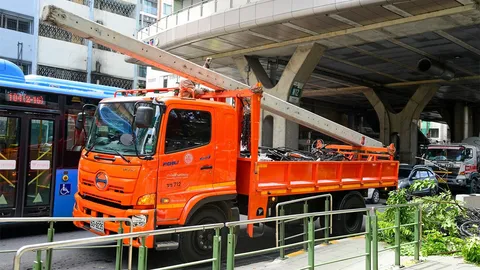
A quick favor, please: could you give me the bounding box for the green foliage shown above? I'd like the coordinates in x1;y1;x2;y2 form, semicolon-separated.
421;230;464;256
462;237;480;265
377;178;468;258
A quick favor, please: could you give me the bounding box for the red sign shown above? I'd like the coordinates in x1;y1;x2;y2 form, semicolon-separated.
6;90;46;105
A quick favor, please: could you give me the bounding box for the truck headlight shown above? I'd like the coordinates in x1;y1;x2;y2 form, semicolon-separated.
132;215;147;228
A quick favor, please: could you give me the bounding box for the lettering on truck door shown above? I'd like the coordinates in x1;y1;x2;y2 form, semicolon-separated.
158;106;215;217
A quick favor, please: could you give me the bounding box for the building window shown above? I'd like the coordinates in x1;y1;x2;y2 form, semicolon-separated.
165;109;211;153
0;12;33;34
138;66;147;78
429;128;439;138
163;3;172;16
163;76;168;87
143;0;158;16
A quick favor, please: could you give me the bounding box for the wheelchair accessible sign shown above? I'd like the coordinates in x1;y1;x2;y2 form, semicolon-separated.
59;183;71;196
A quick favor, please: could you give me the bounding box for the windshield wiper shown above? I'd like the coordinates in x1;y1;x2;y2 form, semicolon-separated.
85;139;101;157
105;147;131;163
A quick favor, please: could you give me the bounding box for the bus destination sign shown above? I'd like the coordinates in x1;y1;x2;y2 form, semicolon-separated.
6;90;46;105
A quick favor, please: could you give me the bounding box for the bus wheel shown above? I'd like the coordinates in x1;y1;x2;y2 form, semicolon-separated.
179;205;227;263
332;191;365;236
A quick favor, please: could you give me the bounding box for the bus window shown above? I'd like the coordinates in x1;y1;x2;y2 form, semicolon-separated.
26;119;54;207
0;117;20;209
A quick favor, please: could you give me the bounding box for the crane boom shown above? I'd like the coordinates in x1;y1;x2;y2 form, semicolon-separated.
41;5;382;147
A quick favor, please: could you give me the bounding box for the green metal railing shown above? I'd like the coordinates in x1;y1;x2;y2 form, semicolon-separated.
275;194;333;253
1;217;133;270
12;203;423;270
373;203;422;269
226;207;372;270
13;223;224;270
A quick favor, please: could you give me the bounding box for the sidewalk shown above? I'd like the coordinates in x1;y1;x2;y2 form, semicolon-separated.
234;236;480;270
402;256;479;270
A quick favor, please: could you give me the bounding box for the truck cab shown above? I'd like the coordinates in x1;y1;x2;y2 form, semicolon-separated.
423;143;479;193
73;94;239;261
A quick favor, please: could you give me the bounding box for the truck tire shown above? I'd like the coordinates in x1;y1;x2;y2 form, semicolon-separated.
179;205;227;263
332;191;365;236
471;179;478;194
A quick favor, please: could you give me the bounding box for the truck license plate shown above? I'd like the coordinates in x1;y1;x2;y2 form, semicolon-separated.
90;220;104;233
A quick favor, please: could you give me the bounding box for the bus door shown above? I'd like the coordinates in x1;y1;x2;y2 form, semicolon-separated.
0;112;58;217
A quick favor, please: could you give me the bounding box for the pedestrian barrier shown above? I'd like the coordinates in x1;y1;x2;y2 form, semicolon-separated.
0;217;133;270
12;223;224;270
226;207;372;270
374;203;422;268
11;203;422;270
275;193;333;252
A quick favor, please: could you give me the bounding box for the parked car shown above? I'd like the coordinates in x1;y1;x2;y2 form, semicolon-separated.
398;164;439;197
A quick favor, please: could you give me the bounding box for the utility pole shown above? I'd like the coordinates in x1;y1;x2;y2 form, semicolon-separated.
86;0;94;83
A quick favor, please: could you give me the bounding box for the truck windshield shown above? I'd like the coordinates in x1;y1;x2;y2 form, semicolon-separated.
425;148;465;162
86;102;162;156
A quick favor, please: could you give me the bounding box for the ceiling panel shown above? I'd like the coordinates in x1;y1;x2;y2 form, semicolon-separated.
249;24;311;41
288;15;352;34
219;32;274;47
394;0;462;16
191;38;244;52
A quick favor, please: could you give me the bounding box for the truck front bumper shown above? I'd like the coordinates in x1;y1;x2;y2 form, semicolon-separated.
73;193;156;248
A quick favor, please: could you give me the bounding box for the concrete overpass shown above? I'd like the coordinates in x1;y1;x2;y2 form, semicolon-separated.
132;0;480;163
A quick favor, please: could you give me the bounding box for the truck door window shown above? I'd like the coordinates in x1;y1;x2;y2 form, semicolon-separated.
165;109;211;153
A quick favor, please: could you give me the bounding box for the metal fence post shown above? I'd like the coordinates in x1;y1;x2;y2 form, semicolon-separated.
226;226;236;270
137;236;148;270
324;199;330;244
365;212;371;270
115;221;124;270
212;228;221;270
395;207;401;266
45;221;55;270
303;202;308;251
371;210;378;270
414;206;420;261
33;250;43;270
308;216;315;270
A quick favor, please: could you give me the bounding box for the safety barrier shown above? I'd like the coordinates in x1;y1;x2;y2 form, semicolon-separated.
0;217;133;270
374;203;422;268
11;203;422;270
275;194;333;252
12;223;224;270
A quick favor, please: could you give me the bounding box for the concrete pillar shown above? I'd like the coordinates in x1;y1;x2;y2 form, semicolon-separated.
364;84;439;163
236;43;325;148
473;108;480;137
447;102;474;142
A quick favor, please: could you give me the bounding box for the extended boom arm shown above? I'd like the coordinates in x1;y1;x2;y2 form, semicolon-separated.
41;5;382;147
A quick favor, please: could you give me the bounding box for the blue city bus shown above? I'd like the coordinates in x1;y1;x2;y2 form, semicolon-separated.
0;59;121;218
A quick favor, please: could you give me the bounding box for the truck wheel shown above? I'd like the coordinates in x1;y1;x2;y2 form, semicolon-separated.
471;179;478;194
332;191;365;236
179;205;227;263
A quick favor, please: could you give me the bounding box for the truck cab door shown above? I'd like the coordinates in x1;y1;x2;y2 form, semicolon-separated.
158;106;215;214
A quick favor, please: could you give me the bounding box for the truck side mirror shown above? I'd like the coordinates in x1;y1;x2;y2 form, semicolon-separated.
135;106;154;128
75;112;85;130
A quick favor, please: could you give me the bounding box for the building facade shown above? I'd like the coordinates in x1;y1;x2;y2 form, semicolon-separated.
0;0;38;74
0;0;145;89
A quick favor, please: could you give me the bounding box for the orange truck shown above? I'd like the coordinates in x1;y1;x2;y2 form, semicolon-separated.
73;87;399;262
